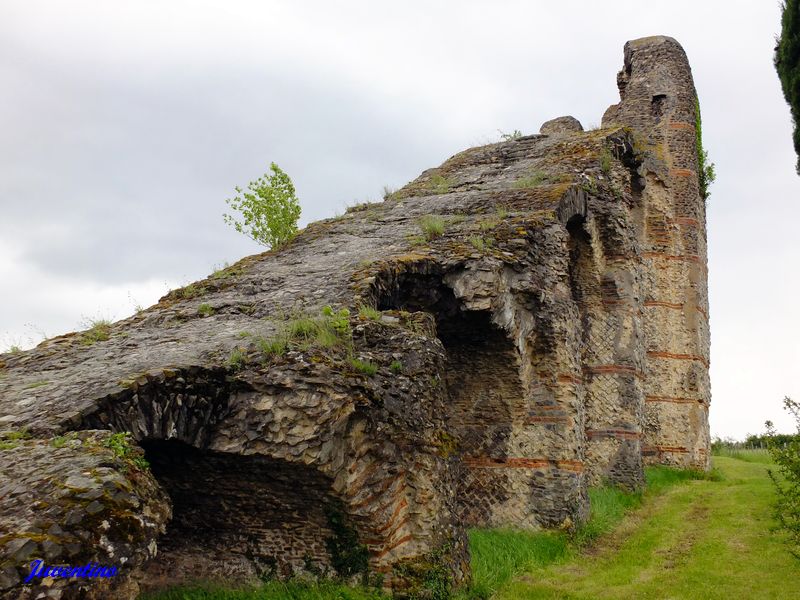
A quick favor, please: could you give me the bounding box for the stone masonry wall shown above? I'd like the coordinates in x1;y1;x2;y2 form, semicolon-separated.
603;36;711;469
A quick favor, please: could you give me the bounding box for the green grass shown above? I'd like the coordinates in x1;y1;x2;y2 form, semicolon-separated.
468;236;493;252
350;358;378;376
428;174;453;194
512;172;570;189
477;207;508;232
173;283;206;300
255;307;353;360
198;303;215;317
449;213;467;225
478;218;498;232
463;529;570;599
227;347;247;371
256;336;288;358
346;200;380;214
512;171;549;189
211;262;245;280
570;484;644;547
358;305;382;321
460;466;720;599
80;319;112;345
51;434;77;449
0;429;31;450
140;580;387;600
494;456;800;600
712;446;773;463
405;233;427;247
287;317;320;340
599;148;613;175
103;431;149;470
419;215;446;240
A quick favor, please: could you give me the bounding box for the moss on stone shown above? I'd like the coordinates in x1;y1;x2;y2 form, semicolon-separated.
393;543;454;600
324;502;370;581
433;430;459;459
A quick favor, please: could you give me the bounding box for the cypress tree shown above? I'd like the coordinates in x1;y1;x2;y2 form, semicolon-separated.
776;0;800;174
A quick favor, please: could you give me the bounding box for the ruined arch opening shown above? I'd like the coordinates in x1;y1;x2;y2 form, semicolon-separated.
78;371;364;590
375;268;525;525
136;439;344;590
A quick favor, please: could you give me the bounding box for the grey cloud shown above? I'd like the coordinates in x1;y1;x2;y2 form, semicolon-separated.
1;1;799;437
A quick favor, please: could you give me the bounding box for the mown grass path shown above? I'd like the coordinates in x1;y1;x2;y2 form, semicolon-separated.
497;456;799;599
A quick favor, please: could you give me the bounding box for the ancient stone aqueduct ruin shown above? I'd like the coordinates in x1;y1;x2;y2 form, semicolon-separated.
0;36;710;598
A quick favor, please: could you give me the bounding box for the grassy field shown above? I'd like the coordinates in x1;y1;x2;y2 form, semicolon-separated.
141;453;797;599
494;453;799;599
140;581;386;600
460;467;717;599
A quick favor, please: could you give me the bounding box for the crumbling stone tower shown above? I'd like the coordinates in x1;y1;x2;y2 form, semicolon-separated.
602;36;711;470
0;36;710;599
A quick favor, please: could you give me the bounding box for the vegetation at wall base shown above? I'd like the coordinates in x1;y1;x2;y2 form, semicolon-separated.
490;455;800;599
138;457;800;599
140;466;717;600
138;581;387;600
459;466;714;599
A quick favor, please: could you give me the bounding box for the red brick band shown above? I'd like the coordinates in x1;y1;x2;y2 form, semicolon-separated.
374;499;409;534
373;534;413;559
646;395;707;405
586;429;640;440
584;364;645;379
642;251;703;264
644;300;709;321
647;350;709;368
642;445;689;454
348;474;405;510
644;300;684;309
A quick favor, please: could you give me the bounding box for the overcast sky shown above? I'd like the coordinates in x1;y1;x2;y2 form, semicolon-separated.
1;1;797;439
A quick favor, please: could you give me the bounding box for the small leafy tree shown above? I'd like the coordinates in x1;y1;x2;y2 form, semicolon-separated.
223;163;301;248
765;396;800;557
775;0;800;174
